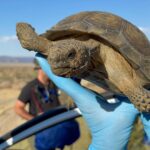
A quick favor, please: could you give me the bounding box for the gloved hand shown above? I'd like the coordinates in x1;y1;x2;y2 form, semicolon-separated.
36;53;150;150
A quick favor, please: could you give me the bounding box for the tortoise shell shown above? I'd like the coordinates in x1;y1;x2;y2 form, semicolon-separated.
41;11;150;81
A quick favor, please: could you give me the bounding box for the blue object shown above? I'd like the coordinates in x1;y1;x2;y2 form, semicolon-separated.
35;120;80;150
36;53;150;150
143;133;150;146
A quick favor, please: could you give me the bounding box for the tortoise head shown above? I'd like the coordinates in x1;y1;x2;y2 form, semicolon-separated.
47;39;93;77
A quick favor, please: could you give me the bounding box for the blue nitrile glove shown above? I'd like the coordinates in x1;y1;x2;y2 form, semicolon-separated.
36;53;150;150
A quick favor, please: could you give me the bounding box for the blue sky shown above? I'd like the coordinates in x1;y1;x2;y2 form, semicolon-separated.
0;0;150;57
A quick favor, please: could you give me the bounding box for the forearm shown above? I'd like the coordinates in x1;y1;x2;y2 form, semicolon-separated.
15;107;34;121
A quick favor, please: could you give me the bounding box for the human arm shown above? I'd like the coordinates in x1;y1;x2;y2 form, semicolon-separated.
14;100;34;120
35;53;140;150
14;82;34;120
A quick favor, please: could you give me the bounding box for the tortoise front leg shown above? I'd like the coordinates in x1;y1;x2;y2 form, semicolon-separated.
16;23;50;56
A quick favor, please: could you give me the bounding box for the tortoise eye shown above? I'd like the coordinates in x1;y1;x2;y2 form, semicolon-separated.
67;50;76;60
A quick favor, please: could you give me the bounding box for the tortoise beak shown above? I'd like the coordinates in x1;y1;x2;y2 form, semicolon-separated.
52;67;72;77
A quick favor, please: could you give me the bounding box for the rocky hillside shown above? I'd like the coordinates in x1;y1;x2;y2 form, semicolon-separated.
0;56;33;63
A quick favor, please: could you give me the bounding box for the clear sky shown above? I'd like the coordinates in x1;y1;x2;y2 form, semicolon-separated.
0;0;150;57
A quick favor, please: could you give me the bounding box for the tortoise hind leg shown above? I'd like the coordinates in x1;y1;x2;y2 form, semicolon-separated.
100;43;150;112
128;87;150;112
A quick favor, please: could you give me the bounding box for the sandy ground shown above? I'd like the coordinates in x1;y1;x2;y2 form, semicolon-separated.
0;88;25;135
0;63;35;134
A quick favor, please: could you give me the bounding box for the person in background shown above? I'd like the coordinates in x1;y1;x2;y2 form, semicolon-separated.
14;59;80;150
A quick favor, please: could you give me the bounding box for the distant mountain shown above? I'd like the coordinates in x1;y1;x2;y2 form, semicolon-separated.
0;56;34;63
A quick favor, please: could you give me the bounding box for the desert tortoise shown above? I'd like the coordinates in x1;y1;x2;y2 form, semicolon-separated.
16;11;150;112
